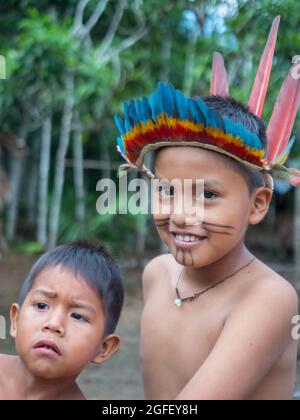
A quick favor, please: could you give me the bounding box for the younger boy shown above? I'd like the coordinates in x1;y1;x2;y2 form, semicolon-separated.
0;240;124;400
114;18;300;400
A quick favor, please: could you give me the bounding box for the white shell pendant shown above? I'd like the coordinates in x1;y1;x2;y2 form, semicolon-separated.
174;298;182;307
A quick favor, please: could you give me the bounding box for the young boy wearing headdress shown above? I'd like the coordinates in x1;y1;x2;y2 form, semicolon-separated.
115;16;300;400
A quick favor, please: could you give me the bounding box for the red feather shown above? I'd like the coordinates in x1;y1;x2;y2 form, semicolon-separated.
125;124;264;167
210;52;229;97
248;16;280;117
267;65;300;163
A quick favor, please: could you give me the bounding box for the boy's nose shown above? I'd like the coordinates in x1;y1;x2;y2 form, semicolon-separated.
170;212;187;226
42;312;65;337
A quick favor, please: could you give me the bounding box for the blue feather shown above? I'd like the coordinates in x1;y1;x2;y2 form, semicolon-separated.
230;122;262;149
239;129;252;147
158;82;175;117
141;96;150;122
114;115;126;135
117;137;125;154
149;92;164;121
135;99;143;123
223;117;235;136
129;99;139;125
231;121;247;143
234;123;249;143
206;108;224;130
194;99;210;127
175;89;189;120
188;99;205;124
125;118;132;132
123;102;133;130
250;133;262;150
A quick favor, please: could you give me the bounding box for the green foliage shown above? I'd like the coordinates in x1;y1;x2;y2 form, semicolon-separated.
12;241;45;254
58;192;142;256
1;0;300;252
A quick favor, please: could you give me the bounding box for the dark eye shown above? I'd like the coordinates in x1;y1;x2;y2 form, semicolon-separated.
71;313;88;323
159;185;174;197
203;191;217;199
35;302;49;311
196;190;218;200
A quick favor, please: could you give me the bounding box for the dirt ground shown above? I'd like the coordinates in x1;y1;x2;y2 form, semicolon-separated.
0;252;299;400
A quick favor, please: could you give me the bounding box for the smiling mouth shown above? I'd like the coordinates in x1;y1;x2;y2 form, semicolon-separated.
171;232;207;247
33;340;61;357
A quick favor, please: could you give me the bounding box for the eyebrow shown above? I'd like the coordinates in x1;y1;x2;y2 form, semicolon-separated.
204;180;224;189
154;176;224;189
32;289;57;298
31;290;97;315
70;301;97;315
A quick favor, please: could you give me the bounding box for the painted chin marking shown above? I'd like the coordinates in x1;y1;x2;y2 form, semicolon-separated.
175;249;194;266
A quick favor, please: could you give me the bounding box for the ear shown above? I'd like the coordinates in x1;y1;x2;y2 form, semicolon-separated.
248;187;273;225
92;334;120;365
10;303;20;339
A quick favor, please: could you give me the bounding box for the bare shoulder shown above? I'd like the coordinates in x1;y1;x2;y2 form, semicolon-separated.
143;254;174;300
0;353;16;368
62;384;86;400
0;354;17;384
235;260;298;323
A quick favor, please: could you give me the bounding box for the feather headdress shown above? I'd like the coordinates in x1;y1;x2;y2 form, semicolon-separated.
114;16;300;188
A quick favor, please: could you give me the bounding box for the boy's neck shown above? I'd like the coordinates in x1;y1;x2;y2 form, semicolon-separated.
183;242;254;288
10;356;84;400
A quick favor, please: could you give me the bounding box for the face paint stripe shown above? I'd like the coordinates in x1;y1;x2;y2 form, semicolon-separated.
203;221;235;229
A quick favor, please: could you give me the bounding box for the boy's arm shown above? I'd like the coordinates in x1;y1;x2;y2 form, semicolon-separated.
176;280;298;400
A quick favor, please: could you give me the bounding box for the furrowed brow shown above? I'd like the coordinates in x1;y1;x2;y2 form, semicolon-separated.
31;289;57;299
70;301;97;315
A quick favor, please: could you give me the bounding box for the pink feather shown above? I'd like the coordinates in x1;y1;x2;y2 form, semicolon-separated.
267;66;300;163
210;52;229;97
288;168;300;187
248;16;280;117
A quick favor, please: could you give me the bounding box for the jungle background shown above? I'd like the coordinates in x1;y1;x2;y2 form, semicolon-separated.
0;0;299;399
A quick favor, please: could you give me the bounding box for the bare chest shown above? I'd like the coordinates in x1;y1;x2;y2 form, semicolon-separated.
141;292;228;396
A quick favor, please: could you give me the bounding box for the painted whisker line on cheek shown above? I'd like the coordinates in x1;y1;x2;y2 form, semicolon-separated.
203;221;235;230
155;221;170;227
203;228;233;235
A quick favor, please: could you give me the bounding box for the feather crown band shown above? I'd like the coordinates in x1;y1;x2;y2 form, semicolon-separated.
115;82;265;170
114;16;300;187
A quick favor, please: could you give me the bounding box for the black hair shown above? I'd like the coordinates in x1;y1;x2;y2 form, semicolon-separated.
200;95;266;193
18;240;124;336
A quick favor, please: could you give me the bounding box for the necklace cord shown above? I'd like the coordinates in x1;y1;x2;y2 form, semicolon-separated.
175;257;256;304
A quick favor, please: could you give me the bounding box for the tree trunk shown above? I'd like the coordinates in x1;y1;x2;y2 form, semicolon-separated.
25;138;39;227
160;34;172;82
48;76;75;248
294;186;300;293
183;33;197;96
37;116;52;246
5;119;28;241
73;110;85;223
100;135;111;180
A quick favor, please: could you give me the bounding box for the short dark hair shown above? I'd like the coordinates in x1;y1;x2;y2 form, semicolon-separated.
18;240;124;336
200;95;266;193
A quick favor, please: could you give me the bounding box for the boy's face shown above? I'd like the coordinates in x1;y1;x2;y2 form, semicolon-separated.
10;265;119;380
154;146;271;267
